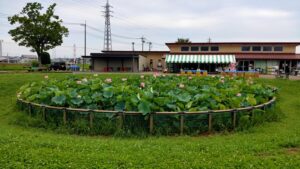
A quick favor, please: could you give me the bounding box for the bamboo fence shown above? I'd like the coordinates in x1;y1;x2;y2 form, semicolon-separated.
17;97;276;135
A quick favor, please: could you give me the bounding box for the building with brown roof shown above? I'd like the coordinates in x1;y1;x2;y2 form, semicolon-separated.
85;42;300;74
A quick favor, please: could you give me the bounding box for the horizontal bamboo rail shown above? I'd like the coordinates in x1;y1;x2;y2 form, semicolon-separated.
17;97;276;135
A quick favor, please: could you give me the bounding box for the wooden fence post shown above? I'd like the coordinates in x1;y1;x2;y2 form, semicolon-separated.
89;112;93;128
149;113;154;134
231;110;237;130
28;103;32;116
263;103;267;111
42;106;46;121
63;108;67;125
208;113;212;133
249;107;254;120
117;112;124;130
180;112;185;135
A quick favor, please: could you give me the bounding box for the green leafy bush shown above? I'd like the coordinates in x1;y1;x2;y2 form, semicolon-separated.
31;60;39;67
41;52;51;65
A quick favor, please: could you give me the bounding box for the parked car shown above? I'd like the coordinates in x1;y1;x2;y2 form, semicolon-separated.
69;64;80;71
49;62;66;71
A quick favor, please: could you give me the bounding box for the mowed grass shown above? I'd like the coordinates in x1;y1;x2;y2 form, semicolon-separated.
0;63;28;71
0;73;299;168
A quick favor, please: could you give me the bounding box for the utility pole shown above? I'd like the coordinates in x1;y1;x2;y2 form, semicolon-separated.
148;42;152;51
103;0;112;51
80;21;87;71
0;40;3;58
73;44;76;64
141;36;145;51
208;37;212;43
132;42;135;51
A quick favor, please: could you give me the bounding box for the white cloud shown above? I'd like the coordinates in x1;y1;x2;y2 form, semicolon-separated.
1;0;300;55
119;14;220;29
237;8;292;18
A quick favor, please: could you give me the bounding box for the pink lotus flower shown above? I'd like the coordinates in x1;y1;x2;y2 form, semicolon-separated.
236;93;242;97
153;72;160;78
188;76;192;80
44;75;48;79
121;78;127;81
140;75;144;79
105;78;112;83
140;82;145;88
179;83;185;88
76;80;82;84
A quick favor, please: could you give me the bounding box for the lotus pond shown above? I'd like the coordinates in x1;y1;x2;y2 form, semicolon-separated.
16;74;278;135
18;75;276;114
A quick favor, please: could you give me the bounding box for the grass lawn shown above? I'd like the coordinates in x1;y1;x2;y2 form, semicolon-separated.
0;63;28;71
0;73;299;168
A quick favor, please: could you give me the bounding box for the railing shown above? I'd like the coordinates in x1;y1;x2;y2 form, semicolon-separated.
17;97;276;135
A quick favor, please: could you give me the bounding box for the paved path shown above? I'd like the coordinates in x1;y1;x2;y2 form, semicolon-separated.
259;74;300;80
1;71;300;80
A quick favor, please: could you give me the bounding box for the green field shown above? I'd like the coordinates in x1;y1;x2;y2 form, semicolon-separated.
0;73;299;168
0;63;28;71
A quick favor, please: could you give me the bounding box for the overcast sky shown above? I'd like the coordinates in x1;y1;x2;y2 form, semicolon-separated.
1;0;300;57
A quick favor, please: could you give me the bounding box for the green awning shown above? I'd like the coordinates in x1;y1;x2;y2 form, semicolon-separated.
165;54;236;64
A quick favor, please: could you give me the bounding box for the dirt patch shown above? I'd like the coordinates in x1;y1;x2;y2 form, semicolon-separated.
284;147;300;155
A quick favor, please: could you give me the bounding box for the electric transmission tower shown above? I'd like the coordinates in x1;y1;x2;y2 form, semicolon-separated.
103;0;113;51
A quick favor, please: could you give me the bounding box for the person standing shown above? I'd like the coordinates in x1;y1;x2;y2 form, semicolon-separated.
285;64;290;79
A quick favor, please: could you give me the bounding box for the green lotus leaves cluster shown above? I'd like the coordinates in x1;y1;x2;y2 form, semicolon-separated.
18;75;276;115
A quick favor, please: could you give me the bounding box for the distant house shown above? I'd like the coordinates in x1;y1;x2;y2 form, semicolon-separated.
20;55;38;63
0;57;8;63
84;42;300;74
51;58;83;65
83;51;167;72
7;56;20;63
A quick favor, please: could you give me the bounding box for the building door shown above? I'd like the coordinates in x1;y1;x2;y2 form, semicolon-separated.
237;60;254;71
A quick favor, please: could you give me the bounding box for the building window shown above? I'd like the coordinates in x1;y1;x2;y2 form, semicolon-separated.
241;46;251;51
191;46;199;51
181;46;189;51
274;46;283;52
263;46;272;52
211;46;219;51
200;46;209;51
252;46;262;51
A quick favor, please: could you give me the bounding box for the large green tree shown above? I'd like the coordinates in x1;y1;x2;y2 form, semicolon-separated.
8;2;69;64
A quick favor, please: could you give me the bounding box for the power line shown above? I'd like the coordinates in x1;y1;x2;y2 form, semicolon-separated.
0;12;9;16
86;24;140;40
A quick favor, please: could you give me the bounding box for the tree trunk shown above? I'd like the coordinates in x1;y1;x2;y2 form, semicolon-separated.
37;52;42;67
